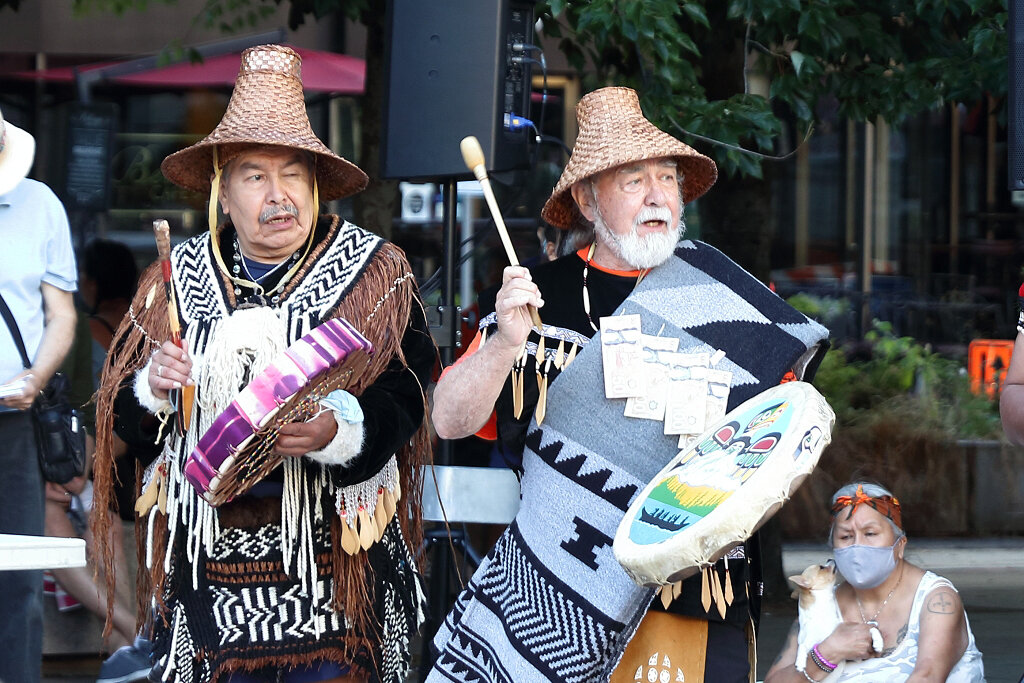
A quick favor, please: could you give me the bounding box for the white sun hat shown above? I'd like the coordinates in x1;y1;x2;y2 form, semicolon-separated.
0;106;36;196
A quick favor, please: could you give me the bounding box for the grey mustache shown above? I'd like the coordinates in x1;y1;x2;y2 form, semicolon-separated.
260;205;300;223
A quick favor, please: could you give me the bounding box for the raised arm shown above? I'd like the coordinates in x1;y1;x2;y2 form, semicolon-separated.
905;585;969;682
431;266;542;440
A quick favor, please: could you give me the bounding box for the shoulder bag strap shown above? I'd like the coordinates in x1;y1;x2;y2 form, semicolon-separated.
0;291;33;370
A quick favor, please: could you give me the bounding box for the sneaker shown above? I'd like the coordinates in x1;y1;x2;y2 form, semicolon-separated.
55;585;81;612
96;636;153;683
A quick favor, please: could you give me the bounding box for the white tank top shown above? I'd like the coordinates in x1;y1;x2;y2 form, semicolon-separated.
836;571;985;682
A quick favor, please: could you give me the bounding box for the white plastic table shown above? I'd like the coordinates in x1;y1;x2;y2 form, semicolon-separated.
0;533;86;570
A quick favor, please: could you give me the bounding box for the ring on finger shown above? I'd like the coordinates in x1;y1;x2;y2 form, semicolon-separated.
157;364;163;377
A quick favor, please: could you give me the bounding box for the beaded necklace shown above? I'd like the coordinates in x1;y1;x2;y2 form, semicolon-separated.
228;233;307;303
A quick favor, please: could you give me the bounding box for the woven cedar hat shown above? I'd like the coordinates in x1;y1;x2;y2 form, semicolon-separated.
161;44;367;201
541;87;717;230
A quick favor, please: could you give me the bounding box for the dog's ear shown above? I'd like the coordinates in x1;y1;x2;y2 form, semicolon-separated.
789;574;810;590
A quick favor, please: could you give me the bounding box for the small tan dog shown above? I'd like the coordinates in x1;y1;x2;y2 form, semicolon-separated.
789;561;846;680
789;561;885;678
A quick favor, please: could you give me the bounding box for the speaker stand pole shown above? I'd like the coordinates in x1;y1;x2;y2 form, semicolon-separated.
419;178;461;681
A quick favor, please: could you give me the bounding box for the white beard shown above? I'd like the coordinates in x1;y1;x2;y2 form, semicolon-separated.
593;205;684;270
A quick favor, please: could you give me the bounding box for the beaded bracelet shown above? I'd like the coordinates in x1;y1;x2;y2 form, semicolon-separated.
810;644;838;673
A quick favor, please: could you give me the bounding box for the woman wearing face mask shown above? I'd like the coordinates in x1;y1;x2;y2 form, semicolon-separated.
765;482;985;682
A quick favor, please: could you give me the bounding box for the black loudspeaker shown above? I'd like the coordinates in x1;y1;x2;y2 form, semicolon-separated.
382;0;536;180
1010;0;1024;190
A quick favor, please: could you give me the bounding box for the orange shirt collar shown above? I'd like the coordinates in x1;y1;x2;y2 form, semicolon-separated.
575;246;645;277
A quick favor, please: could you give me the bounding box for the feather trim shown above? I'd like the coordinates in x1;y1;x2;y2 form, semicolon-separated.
304;416;364;467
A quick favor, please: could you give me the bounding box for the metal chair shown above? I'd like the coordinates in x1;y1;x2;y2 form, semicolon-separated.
419;464;521;569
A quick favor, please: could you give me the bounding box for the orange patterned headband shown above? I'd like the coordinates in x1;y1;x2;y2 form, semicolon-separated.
830;485;902;529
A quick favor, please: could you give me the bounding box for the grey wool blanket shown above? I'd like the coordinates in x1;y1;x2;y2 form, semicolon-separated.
428;241;829;682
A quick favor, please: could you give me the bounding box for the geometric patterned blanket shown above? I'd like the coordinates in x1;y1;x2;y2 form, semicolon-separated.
429;241;828;682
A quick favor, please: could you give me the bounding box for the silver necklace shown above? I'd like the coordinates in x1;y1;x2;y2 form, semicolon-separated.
856;562;904;625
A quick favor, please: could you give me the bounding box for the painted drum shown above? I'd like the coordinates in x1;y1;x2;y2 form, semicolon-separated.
613;381;835;586
184;317;374;506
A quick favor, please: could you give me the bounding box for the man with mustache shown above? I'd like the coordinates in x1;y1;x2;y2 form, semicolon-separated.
428;87;829;682
91;45;434;683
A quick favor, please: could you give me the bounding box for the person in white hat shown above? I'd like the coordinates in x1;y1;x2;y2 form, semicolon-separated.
0;106;79;683
92;45;435;683
429;87;830;682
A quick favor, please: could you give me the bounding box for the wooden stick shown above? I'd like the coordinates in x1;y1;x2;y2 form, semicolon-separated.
153;220;194;431
153;221;182;347
461;136;543;329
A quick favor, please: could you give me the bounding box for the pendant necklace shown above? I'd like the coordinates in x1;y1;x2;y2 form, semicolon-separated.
582;242;649;333
856;561;904;626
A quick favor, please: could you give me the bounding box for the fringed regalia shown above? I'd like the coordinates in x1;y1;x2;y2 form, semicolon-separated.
93;216;435;683
428;241;829;682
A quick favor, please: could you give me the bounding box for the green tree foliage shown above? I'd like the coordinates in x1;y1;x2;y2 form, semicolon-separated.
538;0;1007;178
808;320;1001;440
63;0;1008;266
66;0;1008;180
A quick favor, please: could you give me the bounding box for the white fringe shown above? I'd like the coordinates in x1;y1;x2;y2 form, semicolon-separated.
196;307;288;420
141;305;394;632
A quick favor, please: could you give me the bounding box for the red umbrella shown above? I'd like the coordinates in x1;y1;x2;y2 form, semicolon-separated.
11;45;364;94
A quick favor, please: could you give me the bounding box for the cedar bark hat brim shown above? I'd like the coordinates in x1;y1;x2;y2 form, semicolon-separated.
161;45;367;201
541;87;717;231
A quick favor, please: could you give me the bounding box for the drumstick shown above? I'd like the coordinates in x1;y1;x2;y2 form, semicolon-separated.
460;136;543;329
153;220;194;432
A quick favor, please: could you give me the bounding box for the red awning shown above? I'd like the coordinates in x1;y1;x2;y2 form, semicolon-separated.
12;45;364;94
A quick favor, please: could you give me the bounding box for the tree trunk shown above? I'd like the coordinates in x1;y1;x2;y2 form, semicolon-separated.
353;5;397;240
694;4;785;602
698;172;775;283
696;4;776;283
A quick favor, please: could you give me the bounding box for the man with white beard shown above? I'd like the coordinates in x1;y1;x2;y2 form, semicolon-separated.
429;87;829;682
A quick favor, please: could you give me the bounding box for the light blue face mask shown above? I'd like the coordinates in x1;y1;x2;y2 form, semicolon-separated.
833;539;901;589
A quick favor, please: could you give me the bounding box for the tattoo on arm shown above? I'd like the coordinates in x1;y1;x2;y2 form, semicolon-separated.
881;623;908;657
926;590;957;615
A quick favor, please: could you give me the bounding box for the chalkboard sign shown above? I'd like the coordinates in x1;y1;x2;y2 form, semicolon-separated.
64;103;116;211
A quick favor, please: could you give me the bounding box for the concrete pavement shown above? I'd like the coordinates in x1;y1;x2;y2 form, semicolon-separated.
42;537;1024;682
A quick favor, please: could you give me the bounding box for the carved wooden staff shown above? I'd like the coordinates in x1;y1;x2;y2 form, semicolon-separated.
153;219;194;434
